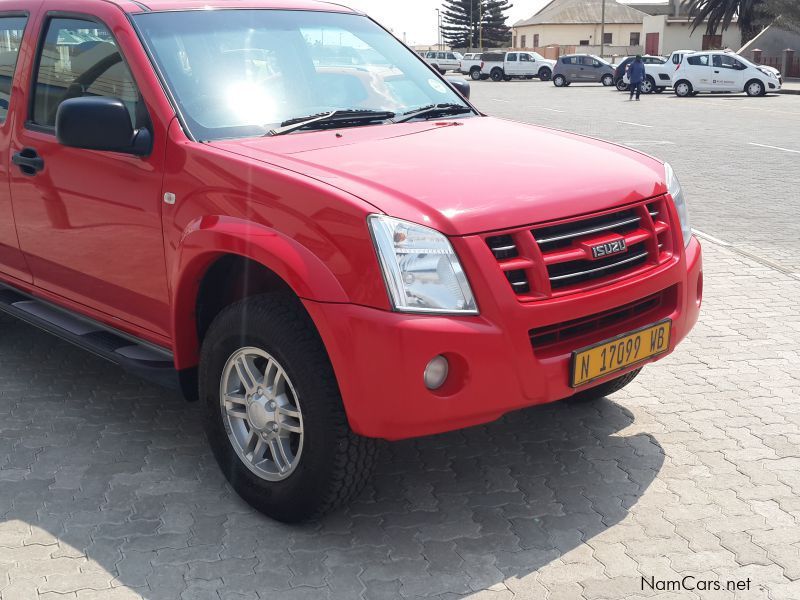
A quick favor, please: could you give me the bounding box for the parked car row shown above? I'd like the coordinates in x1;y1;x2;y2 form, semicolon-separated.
546;49;781;97
430;46;782;98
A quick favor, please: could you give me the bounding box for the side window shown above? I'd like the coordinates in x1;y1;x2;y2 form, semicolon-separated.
520;53;531;62
507;53;517;62
32;17;141;129
446;53;455;60
672;54;682;65
0;16;28;123
437;52;445;60
687;55;709;66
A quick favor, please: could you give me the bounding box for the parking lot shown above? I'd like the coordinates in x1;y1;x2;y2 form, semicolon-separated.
1;81;799;600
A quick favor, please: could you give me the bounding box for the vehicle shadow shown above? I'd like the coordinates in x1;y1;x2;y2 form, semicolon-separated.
0;313;663;599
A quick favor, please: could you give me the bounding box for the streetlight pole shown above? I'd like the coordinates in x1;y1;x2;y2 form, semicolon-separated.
600;0;606;59
435;8;441;50
479;1;483;50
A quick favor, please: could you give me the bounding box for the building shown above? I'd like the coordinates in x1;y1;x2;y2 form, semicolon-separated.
511;0;648;54
511;0;742;58
629;0;741;55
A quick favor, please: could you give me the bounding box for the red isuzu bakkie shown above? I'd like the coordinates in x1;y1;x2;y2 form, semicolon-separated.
0;0;702;521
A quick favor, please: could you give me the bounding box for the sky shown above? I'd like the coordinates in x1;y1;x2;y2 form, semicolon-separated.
341;0;665;46
343;0;549;46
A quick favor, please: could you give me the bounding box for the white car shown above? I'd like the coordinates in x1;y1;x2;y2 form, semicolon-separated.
480;51;556;81
673;50;782;97
459;53;484;79
423;51;460;74
619;51;694;93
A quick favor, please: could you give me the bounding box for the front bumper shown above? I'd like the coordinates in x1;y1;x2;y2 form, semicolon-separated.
305;237;702;441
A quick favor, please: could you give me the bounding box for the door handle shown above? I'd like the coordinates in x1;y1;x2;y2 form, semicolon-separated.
714;70;720;73
12;148;44;175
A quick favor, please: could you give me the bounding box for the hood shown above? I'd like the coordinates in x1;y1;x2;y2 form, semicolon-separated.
210;116;668;236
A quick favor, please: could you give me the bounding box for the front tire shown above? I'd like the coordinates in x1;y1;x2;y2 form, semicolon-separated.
641;76;655;94
538;67;552;81
601;74;614;86
616;79;629;92
470;67;482;81
553;74;567;87
568;368;642;403
746;79;765;97
201;294;377;522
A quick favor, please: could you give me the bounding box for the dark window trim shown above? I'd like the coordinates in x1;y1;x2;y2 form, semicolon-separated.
25;11;150;135
0;11;31;124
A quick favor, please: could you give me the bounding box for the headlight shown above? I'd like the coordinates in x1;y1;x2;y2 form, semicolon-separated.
664;162;692;247
368;215;478;314
758;67;777;79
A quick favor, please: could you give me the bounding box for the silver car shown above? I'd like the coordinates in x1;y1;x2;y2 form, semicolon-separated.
552;54;615;87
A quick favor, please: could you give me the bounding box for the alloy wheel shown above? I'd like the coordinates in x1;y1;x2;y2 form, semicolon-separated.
220;347;304;481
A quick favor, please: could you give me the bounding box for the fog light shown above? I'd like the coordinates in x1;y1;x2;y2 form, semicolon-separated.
424;355;449;390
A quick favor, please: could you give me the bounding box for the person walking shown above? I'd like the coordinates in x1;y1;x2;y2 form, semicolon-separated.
628;55;646;101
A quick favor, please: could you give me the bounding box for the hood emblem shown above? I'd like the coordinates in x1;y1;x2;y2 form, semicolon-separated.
591;239;627;259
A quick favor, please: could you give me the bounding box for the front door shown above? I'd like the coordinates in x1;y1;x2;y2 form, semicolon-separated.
711;54;745;91
0;11;30;282
8;9;171;336
645;33;659;56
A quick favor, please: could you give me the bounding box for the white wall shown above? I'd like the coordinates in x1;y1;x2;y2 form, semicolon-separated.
512;23;644;48
642;15;742;54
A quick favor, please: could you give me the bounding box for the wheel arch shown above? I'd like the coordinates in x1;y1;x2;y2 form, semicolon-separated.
171;218;349;372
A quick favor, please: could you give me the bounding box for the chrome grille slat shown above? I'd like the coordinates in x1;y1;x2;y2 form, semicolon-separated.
548;250;649;282
536;215;641;245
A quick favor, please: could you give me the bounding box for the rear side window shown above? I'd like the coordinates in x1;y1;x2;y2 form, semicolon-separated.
507;53;517;62
31;17;142;129
687;55;709;66
0;16;28;123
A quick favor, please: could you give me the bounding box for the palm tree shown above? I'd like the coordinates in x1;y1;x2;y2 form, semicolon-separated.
685;0;764;44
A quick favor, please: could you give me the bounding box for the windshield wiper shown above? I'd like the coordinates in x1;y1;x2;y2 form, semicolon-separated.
267;109;396;136
392;103;473;123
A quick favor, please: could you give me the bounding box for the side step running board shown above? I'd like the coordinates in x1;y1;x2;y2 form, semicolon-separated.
0;283;179;389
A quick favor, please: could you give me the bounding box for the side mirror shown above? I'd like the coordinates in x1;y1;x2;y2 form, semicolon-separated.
56;97;152;156
446;77;471;100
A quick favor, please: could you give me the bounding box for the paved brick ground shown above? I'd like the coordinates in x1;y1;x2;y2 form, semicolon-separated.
1;83;799;600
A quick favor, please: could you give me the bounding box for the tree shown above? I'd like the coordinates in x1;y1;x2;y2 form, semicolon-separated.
440;0;513;49
762;0;800;31
685;0;764;44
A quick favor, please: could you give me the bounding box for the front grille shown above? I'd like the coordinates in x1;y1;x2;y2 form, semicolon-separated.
483;197;674;300
530;286;677;351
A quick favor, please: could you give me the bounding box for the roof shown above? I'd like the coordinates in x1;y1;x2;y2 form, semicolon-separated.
514;0;647;27
111;0;358;15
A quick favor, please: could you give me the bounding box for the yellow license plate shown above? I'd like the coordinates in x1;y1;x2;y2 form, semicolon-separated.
571;320;672;388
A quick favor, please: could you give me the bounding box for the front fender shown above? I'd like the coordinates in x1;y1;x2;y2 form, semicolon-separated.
171;216;349;369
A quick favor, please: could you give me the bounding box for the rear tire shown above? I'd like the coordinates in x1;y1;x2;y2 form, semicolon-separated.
674;80;692;97
616;79;629;92
201;294;377;522
601;74;614;86
568;368;642;403
641;76;655;94
538;67;552;81
470;67;482;81
553;74;567;87
491;68;504;82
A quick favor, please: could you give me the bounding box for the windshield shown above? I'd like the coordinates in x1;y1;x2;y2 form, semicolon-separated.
133;9;472;140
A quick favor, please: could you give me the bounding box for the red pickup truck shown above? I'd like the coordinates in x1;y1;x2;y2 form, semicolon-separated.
0;0;702;522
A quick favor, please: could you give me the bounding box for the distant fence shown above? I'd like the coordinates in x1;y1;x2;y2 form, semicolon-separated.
752;49;799;78
460;45;642;61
